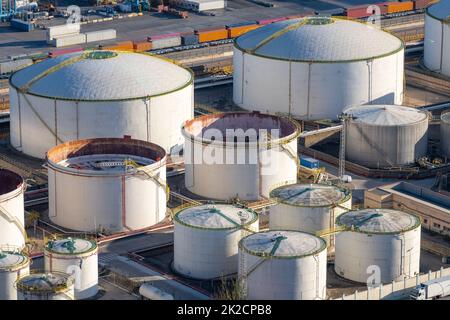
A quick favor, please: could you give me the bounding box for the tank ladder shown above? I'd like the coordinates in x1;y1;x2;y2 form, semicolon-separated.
0;204;27;243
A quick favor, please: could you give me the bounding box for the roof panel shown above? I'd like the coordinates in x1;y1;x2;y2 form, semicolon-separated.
344;105;428;126
427;0;450;21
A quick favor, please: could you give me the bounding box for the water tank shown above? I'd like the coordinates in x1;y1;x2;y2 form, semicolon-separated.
345;105;429;168
174;204;259;279
44;237;98;299
16;272;75;300
0;169;26;249
441;112;450;159
335;208;421;284
239;230;327;300
46;137;167;233
0;249;30;300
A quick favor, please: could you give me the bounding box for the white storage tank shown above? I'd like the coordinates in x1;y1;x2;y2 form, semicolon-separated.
173;204;259;279
233;16;404;120
441;112;450;159
46;137;167;233
344;105;429;168
424;0;450;77
0;249;30;300
44;237;98;299
9;50;194;159
238;230;327;300
0;169;26;249
16;272;75;300
182;112;301;200
269;183;352;252
334;209;421;284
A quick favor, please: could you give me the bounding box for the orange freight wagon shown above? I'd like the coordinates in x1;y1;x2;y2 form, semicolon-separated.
195;28;228;43
385;1;414;13
227;24;260;38
133;41;152;52
104;40;134;51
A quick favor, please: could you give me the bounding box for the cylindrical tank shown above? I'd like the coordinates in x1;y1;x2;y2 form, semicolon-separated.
238;230;327;300
334;208;421;284
233;17;404;120
44;237;98;299
0;169;26;249
344;105;429;168
269;183;351;252
46;137;167;233
441;112;450;159
139;283;174;300
16;271;75;300
0;249;30;300
9;50;194;159
424;0;450;77
173;204;259;279
182;112;301;200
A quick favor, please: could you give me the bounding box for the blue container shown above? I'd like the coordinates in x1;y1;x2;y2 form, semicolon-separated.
11;19;34;32
300;157;320;169
225;21;257;28
181;34;199;46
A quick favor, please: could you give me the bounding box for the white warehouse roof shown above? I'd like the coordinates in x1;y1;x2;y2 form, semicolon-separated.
45;238;97;255
235;17;403;62
344;105;428;126
427;0;450;21
336;209;421;234
10;50;192;101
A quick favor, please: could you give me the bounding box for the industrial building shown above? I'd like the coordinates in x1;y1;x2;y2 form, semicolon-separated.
0;169;26;249
182;112;301;200
344;105;429;168
15;272;75;300
335;209;421;284
44;237;98;299
424;0;450;77
442;112;450;159
169;0;225;12
269;183;352;252
9;50;194;159
46;137;167;233
0;250;30;300
173;204;258;279
233;17;404;120
238;230;327;300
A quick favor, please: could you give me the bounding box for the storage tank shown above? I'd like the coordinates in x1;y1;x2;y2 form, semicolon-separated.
0;169;26;249
269;183;351;252
424;0;450;77
16;272;75;300
0;249;30;300
334;209;421;284
344;105;429;168
44;237;98;299
182;112;301;200
238;230;327;300
441;112;450;159
46;137;167;233
233;16;404;120
9;50;194;159
173;204;259;279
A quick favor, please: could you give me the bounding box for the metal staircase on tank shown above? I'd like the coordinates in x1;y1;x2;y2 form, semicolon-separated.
0;204;27;242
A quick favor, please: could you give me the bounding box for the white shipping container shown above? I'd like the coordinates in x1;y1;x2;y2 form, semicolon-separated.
85;29;117;43
46;23;81;42
0;59;33;75
151;36;181;49
53;33;86;47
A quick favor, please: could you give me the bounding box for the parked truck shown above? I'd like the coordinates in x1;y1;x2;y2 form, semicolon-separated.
410;275;450;300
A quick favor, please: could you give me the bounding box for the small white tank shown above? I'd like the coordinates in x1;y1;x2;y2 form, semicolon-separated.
16;272;75;300
44;237;98;299
0;249;30;300
239;230;327;300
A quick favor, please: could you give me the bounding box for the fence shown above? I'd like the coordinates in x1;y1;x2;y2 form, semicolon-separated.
335;267;450;300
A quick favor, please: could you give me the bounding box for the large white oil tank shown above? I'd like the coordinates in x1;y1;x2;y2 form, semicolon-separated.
269;183;352;252
16;272;75;300
182;112;301;200
44;237;98;299
233;16;404;120
238;230;327;300
173;204;259;279
46;137;167;233
9;50;194;159
0;249;30;300
334;209;421;284
344;105;429;168
424;0;450;77
441;112;450;159
0;169;26;249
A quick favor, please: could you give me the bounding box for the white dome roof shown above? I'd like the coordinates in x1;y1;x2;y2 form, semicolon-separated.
0;251;28;270
235;17;403;62
10;50;192;101
344;105;428;126
427;0;450;21
45;237;97;255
